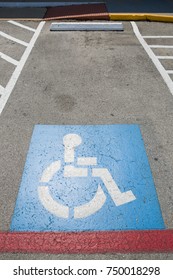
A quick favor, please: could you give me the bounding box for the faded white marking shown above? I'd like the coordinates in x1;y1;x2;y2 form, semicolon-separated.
149;45;173;49
77;157;97;166
64;165;87;177
131;22;173;96
38;186;69;218
50;22;124;31
0;31;28;46
8;20;36;32
92;168;136;206
0;51;18;66
143;35;173;38
0;85;5;95
74;185;106;219
157;56;173;59
0;21;45;115
63;134;82;163
40;161;61;183
167;70;173;74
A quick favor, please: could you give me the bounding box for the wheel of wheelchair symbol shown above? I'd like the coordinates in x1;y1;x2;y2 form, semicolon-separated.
38;134;136;219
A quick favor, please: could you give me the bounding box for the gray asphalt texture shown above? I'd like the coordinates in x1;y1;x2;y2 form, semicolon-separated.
0;21;173;259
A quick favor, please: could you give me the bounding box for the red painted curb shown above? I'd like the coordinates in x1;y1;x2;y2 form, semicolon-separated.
44;4;109;20
0;230;173;254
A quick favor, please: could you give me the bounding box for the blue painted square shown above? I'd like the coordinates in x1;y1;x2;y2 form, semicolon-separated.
10;125;165;231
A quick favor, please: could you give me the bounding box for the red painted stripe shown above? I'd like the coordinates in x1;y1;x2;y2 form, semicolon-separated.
0;230;172;254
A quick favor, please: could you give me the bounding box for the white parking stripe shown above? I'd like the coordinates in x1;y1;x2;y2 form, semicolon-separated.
149;45;173;48
131;22;173;95
8;21;36;32
157;56;173;59
0;85;5;95
143;36;173;38
0;52;19;66
0;31;28;47
0;21;45;115
167;70;173;74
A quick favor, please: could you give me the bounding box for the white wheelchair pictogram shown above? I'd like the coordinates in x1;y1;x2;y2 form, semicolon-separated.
38;134;136;219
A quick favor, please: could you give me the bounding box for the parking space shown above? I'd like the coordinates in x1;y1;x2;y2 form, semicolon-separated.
0;20;173;259
133;22;173;93
0;20;44;113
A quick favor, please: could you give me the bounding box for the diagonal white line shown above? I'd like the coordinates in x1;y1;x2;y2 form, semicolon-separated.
0;21;45;115
0;85;5;95
8;20;36;32
0;52;19;66
131;22;173;96
0;31;28;46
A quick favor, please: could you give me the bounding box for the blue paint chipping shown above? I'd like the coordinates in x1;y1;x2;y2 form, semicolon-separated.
10;125;165;232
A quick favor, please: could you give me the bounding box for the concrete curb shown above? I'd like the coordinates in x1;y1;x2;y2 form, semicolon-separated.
109;13;173;23
1;14;173;23
0;6;173;22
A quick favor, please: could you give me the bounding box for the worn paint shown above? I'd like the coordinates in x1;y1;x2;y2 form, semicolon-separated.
0;230;173;253
10;124;165;232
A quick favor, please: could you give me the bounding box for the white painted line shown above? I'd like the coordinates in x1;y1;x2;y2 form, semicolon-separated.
131;22;173;95
8;21;36;32
0;2;103;8
0;85;5;96
77;157;97;165
143;35;173;38
50;22;124;31
167;70;173;74
0;31;28;47
157;56;173;59
0;52;19;66
149;45;173;48
0;21;45;115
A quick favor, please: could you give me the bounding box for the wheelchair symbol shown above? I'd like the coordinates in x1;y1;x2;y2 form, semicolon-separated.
38;134;136;219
